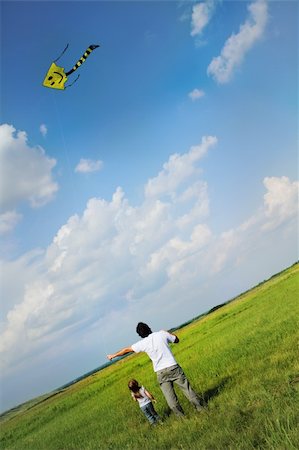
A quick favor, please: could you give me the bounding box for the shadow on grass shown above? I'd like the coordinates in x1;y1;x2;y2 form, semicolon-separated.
200;376;231;406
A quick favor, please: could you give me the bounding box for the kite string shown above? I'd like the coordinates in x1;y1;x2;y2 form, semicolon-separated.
52;97;111;366
65;74;80;89
52;96;78;210
53;44;69;63
101;330;109;359
50;95;113;370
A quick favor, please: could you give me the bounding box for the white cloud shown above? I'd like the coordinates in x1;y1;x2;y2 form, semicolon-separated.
39;124;47;137
144;135;217;198
208;175;298;273
0;210;22;234
0;124;58;210
207;0;268;83
262;176;299;230
176;181;210;228
188;88;205;101
191;0;216;37
75;158;103;174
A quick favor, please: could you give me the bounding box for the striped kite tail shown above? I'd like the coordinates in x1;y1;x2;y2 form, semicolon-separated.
65;45;99;76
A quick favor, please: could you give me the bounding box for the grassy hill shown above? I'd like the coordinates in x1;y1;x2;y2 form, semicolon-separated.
1;263;298;449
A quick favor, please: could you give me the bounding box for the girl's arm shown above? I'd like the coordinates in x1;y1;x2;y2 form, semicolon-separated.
144;389;156;402
131;392;137;402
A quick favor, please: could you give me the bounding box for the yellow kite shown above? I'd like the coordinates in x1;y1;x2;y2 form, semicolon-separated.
43;44;99;90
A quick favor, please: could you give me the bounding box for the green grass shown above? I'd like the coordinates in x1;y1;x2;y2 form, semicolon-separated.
1;263;298;449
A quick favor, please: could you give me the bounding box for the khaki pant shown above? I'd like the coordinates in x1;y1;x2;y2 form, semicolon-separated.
156;364;202;416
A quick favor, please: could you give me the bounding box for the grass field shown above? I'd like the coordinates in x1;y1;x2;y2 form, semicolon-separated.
1;263;298;449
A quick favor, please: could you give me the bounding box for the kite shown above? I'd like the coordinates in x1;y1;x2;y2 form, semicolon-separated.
42;44;99;90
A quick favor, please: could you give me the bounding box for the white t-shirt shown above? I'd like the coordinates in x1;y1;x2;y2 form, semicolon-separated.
131;386;151;408
131;330;177;372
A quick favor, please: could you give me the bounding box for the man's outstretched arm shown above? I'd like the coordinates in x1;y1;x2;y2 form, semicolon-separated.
107;346;133;361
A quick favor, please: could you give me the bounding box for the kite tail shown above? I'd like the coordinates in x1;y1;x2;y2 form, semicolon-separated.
65;45;100;76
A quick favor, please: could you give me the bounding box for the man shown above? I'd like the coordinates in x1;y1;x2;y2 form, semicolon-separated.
107;322;203;417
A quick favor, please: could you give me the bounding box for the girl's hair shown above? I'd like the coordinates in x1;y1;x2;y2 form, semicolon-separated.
128;379;142;398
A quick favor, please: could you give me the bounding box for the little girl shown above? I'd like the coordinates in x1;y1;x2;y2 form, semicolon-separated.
128;379;161;425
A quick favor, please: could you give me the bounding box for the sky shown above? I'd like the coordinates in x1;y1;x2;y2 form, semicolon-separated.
0;0;298;413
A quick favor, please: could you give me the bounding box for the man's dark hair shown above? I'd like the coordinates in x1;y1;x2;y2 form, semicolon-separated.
136;322;152;338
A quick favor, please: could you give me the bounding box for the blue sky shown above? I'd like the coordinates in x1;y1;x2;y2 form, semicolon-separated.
0;0;298;412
